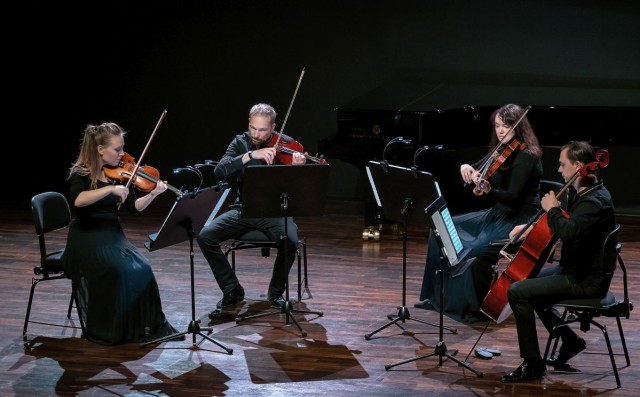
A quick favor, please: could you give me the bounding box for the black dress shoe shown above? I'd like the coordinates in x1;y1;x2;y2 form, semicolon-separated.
269;294;285;309
500;360;546;383
216;285;245;308
546;336;586;366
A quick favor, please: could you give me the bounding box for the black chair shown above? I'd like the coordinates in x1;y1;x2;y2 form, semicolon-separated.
24;191;85;339
224;229;311;302
543;224;632;388
540;179;564;197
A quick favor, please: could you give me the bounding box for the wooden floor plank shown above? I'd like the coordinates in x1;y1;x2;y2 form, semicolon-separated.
1;197;638;396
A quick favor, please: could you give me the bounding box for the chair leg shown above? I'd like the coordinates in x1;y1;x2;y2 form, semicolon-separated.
615;316;631;367
592;320;621;388
543;325;560;364
547;308;570;360
71;282;86;337
296;244;302;302
300;239;312;300
67;290;74;319
23;278;40;337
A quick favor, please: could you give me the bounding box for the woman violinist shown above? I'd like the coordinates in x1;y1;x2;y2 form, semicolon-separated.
416;104;543;323
61;122;179;345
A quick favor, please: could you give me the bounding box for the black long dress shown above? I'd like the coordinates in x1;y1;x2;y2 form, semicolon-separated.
419;147;542;323
62;173;178;345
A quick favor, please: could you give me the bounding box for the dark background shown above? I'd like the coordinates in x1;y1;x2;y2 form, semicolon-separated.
6;0;639;211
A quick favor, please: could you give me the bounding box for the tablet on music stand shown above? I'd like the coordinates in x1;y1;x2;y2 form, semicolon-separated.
425;195;471;269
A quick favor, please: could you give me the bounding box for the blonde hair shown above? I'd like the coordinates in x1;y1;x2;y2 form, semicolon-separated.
69;122;126;190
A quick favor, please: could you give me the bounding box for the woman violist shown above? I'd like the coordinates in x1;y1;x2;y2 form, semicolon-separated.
62;122;180;345
415;104;543;323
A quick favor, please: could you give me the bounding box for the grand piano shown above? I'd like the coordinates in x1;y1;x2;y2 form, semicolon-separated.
319;82;640;234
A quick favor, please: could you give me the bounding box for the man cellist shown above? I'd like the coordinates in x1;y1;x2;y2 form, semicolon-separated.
501;141;615;383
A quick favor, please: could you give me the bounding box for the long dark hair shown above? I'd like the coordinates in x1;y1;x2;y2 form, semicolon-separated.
489;104;542;159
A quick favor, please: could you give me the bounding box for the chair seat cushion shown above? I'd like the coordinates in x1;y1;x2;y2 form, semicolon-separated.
42;249;65;273
553;291;616;309
235;229;275;244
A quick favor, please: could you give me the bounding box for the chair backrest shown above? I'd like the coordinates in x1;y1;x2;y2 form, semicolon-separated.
540;179;563;199
31;192;71;260
599;224;621;277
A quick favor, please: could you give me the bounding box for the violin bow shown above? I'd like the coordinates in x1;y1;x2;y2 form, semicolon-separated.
273;67;305;149
118;110;168;208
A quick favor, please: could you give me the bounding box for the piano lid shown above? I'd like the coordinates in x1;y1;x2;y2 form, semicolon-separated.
338;71;640;112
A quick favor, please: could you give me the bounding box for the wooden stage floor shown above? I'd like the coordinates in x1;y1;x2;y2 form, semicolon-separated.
1;196;638;396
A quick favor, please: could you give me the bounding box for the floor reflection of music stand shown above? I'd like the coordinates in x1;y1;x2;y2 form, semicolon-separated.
235;164;329;337
141;184;233;353
385;195;482;377
364;161;456;341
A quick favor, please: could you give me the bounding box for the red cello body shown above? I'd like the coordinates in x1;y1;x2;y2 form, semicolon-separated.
480;210;569;323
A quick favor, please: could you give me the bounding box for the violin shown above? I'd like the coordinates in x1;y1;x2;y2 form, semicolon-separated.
471;106;531;196
256;67;326;165
104;152;183;196
265;133;327;164
479;149;610;323
473;138;525;196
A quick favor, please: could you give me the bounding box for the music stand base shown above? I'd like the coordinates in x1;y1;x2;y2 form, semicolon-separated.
235;300;323;338
365;305;456;340
141;319;233;354
385;341;483;377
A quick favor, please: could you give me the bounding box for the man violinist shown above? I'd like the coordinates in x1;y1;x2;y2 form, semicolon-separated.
197;103;306;310
501;141;615;383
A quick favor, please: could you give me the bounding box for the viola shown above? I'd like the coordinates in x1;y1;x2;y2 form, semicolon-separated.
471;106;531;196
480;149;610;323
104;152;183;196
265;133;327;164
473;138;525;196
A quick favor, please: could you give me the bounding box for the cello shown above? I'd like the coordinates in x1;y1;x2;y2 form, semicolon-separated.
480;149;610;323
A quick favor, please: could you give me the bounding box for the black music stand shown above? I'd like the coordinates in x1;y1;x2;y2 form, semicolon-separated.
385;195;482;376
364;161;456;340
234;164;329;337
141;184;233;353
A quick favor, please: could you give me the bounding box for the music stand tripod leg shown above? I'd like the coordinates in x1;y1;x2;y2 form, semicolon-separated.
235;196;323;338
234;280;314;338
384;249;482;377
365;208;455;340
141;219;232;354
